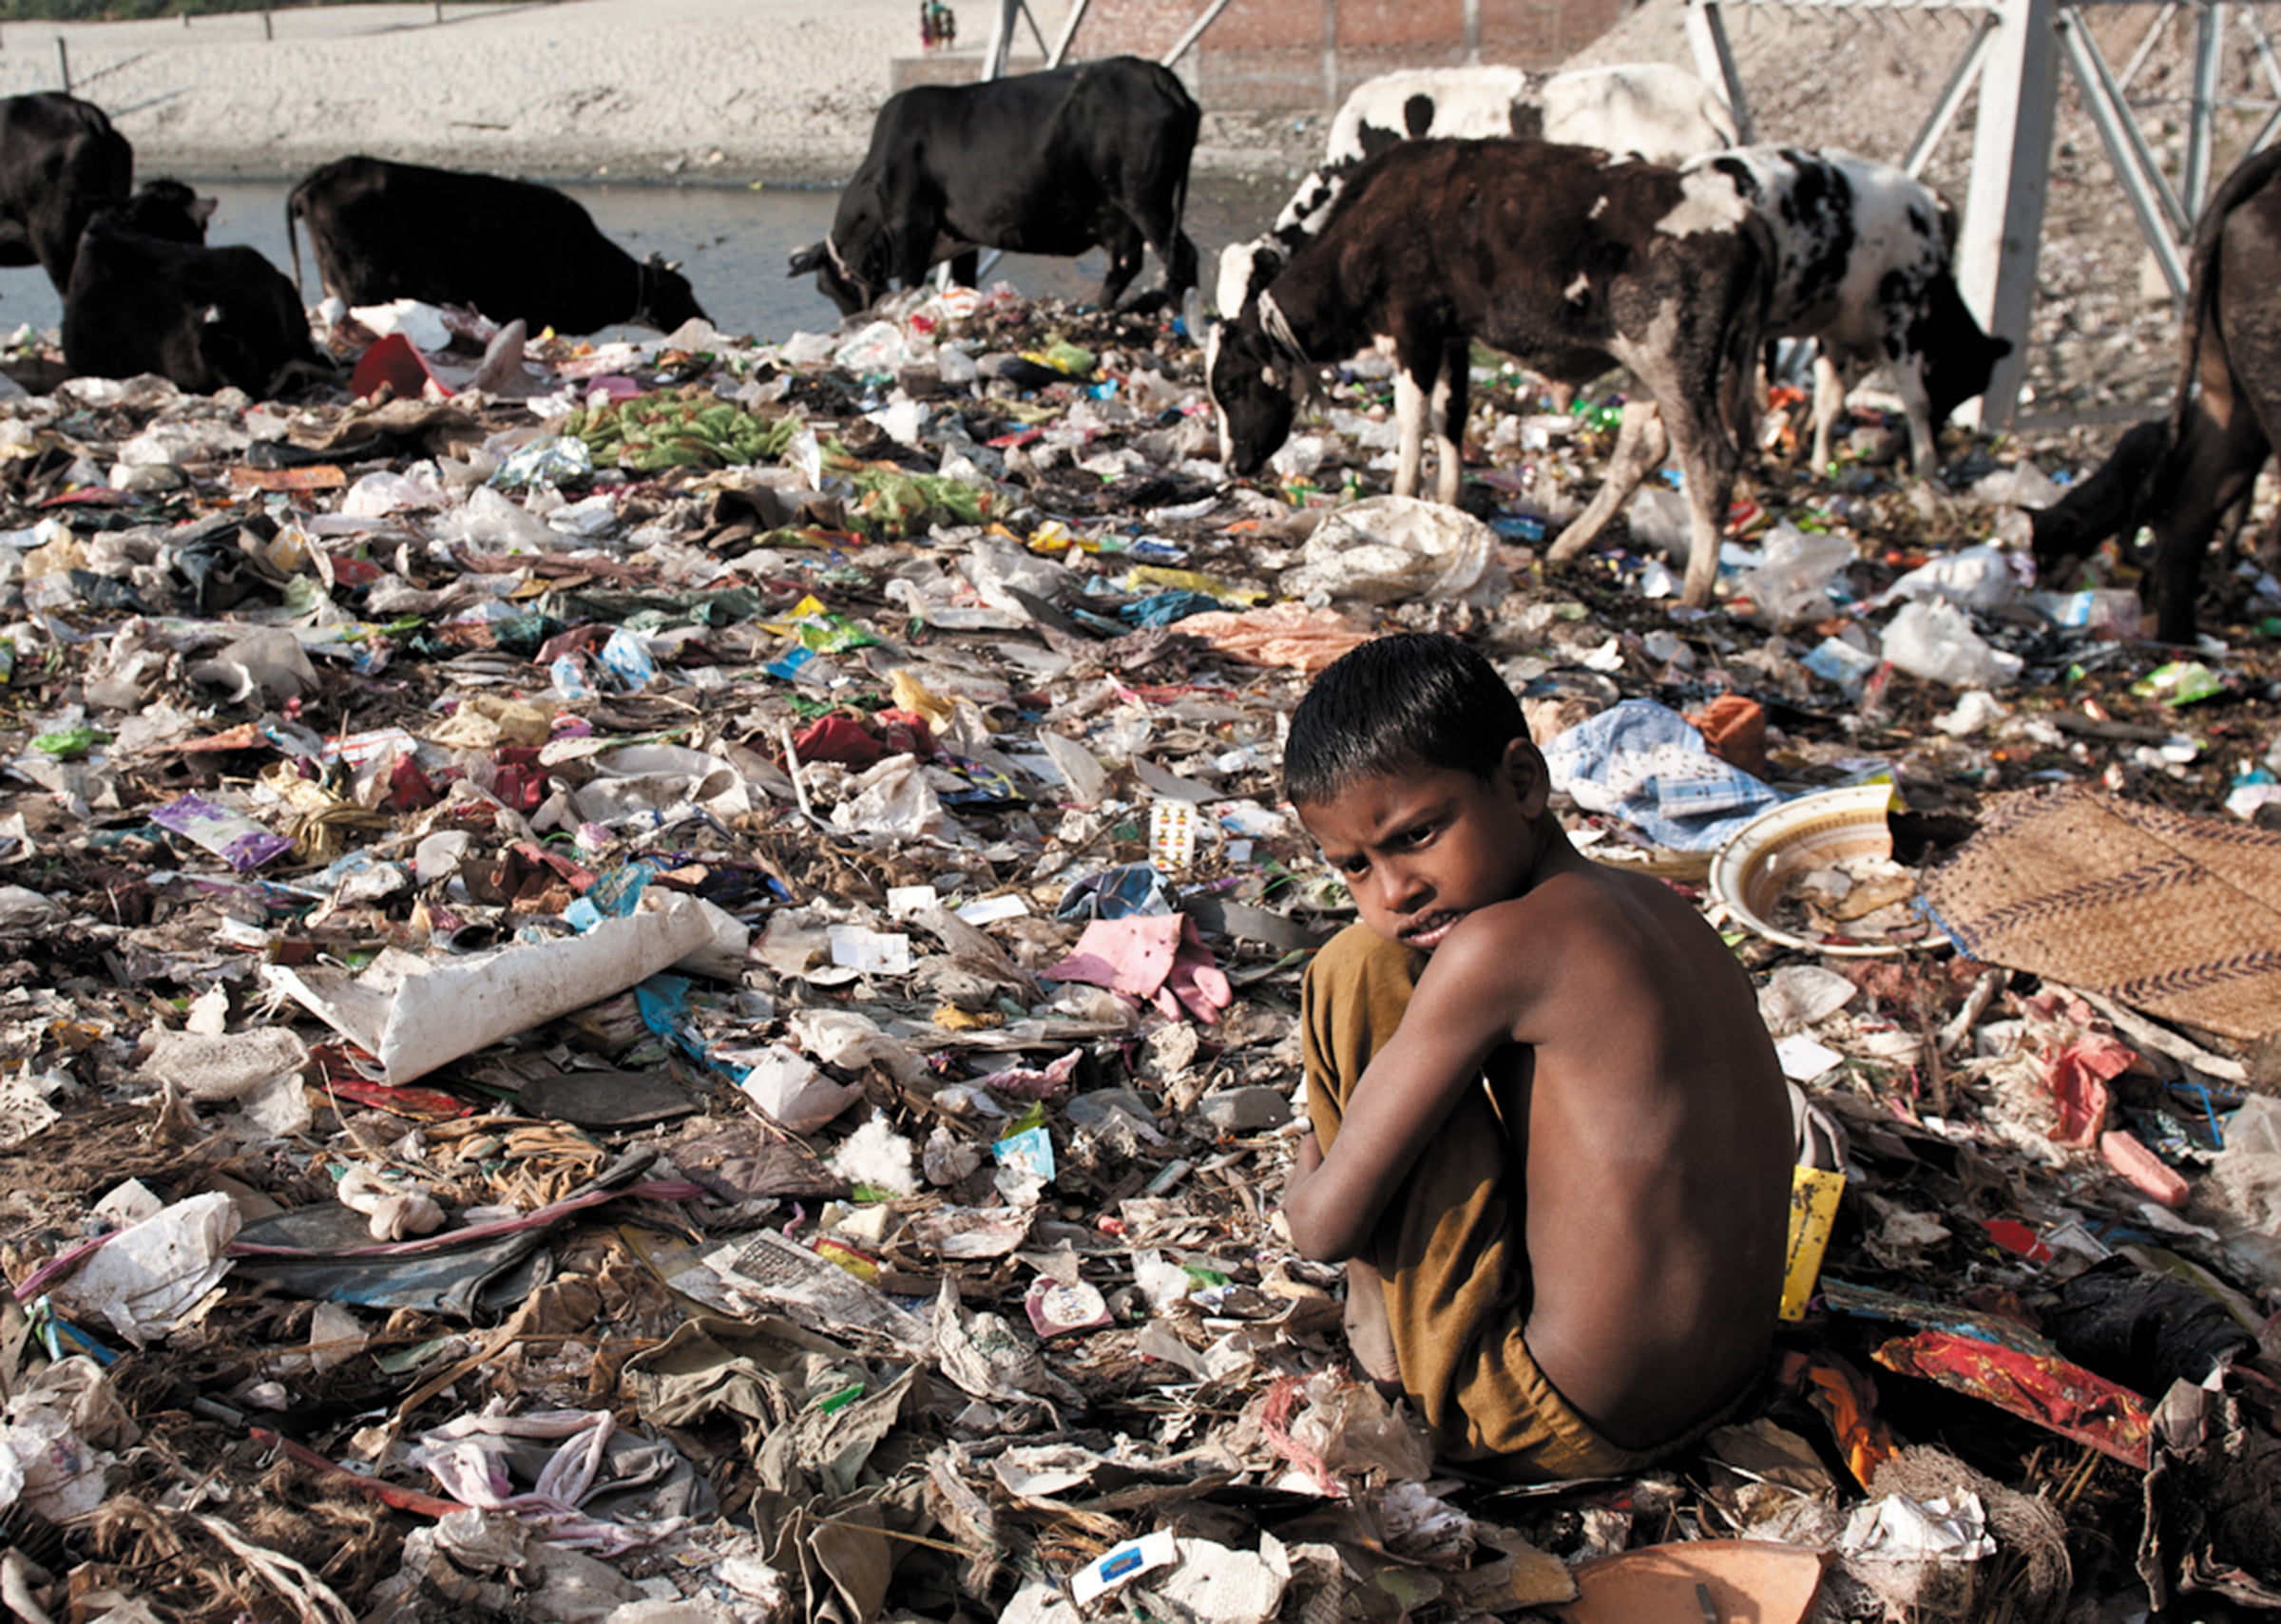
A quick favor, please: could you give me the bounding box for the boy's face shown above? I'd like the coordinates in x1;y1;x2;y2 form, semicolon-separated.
1296;742;1550;951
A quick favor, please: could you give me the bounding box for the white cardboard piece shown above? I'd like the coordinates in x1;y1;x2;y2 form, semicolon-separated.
263;891;747;1084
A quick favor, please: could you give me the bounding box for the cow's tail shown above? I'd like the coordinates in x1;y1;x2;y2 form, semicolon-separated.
284;182;306;302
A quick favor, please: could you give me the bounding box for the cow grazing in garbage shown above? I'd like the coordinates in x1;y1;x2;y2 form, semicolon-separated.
0;92;136;291
1672;146;2010;476
789;55;1202;316
64;185;333;398
1217;63;1736;318
2030;142;2281;644
287;156;708;335
1208;140;1772;610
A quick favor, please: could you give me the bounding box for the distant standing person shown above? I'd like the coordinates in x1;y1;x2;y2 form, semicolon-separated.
921;0;957;49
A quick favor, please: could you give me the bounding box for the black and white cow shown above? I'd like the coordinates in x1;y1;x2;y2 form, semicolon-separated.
1208;140;1772;609
288;156;708;335
790;55;1201;316
0;92;134;292
1217;63;1736;318
65;186;332;398
1678;146;2010;477
2031;141;2281;644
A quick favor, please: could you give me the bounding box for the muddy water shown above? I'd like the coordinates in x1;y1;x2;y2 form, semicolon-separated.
0;173;1289;346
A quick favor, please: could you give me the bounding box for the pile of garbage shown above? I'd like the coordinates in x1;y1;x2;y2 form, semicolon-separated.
0;277;2276;1624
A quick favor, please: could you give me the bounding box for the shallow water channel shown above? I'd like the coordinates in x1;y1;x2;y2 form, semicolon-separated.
0;173;1288;349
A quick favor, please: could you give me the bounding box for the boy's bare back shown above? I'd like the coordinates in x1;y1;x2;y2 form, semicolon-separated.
1476;859;1792;1445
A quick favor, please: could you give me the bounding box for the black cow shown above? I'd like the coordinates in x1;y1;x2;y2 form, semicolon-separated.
789;56;1201;316
286;156;706;335
1208;140;1772;609
64;187;332;398
0;93;133;291
2031;143;2281;643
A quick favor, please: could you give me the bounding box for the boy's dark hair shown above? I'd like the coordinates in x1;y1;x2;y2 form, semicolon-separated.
1284;632;1528;805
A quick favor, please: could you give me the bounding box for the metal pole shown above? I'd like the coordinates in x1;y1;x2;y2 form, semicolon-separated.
2074;10;2192;234
2185;1;2226;218
2058;11;2189;296
263;10;274;40
983;0;1015;80
1322;0;1339;108
1160;0;1232;71
2235;2;2281;104
2118;0;2177;90
56;36;69;94
1018;1;1049;59
1045;0;1090;67
1905;11;1998;177
1684;1;1756;143
1464;0;1482;64
1955;0;2060;428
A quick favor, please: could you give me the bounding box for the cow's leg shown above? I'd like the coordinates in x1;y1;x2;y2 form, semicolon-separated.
1545;400;1670;563
1164;230;1201;301
1431;337;1469;506
2147;401;2267;643
1391;357;1432;499
1621;338;1739;607
1665;393;1739;608
1097;219;1147;310
948;250;980;288
1810;351;1847;472
1892;357;1940;479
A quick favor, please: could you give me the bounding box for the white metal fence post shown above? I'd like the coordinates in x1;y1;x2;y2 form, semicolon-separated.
1956;0;2061;427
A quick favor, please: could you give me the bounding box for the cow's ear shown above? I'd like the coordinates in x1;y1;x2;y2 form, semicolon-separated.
788;244;825;276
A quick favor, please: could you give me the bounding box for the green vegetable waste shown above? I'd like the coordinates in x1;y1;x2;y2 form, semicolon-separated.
850;468;992;541
565;391;799;471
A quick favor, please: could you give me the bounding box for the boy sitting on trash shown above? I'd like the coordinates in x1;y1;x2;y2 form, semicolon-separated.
1280;633;1793;1480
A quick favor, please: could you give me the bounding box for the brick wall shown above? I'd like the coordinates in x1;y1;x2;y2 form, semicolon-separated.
892;0;1626;106
1080;0;1628;108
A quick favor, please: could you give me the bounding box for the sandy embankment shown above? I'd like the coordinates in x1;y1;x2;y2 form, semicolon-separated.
0;0;955;185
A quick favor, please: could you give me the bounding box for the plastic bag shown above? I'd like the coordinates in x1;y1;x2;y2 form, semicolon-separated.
1282;495;1509;608
1736;522;1856;625
1880;600;2023;688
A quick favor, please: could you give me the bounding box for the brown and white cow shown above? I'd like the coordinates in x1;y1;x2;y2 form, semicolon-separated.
1217;63;1737;320
1207;139;1772;609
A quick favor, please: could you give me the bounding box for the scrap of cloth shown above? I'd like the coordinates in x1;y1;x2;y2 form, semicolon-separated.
1920;786;2281;1043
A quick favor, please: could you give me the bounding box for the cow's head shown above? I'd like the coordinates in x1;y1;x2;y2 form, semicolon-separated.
1215;239;1285;323
637;253;709;334
1206;305;1307;476
105;179;215;245
1915;272;2014;432
789;232;872;317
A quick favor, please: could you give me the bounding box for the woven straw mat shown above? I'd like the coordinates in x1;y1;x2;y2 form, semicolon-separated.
1920;786;2281;1045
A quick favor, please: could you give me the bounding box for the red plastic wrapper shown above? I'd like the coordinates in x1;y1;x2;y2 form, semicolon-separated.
1873;1329;2153;1467
792;713;885;767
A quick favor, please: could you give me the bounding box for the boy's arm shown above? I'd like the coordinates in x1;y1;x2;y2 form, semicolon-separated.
1282;914;1534;1262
